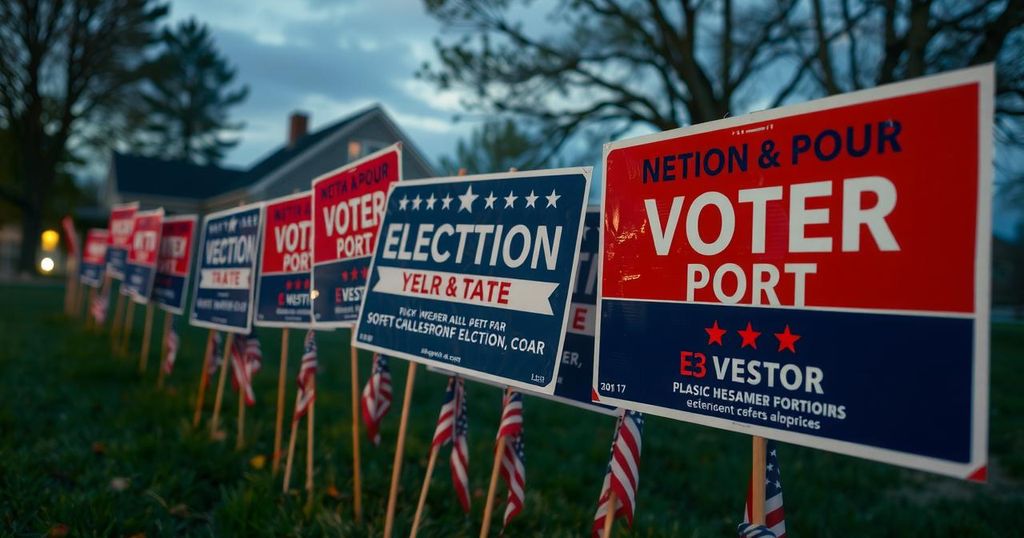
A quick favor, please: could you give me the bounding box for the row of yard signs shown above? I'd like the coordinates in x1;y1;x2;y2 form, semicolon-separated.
73;66;992;535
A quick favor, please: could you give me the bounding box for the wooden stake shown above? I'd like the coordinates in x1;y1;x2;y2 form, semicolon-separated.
156;311;171;388
305;382;316;497
237;382;246;450
85;287;96;330
480;388;512;538
383;362;417;538
350;343;363;522
210;332;235;438
192;330;214;427
282;394;300;493
273;328;290;476
138;303;154;373
110;287;125;346
409;444;440;538
64;259;78;317
120;300;136;355
751;436;767;525
601;489;617;538
76;283;87;323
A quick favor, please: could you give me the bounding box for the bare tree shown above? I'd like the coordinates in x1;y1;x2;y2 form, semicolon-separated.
0;0;167;273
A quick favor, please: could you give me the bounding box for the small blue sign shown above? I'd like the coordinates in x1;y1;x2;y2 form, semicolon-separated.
189;203;263;334
353;168;591;394
79;261;105;287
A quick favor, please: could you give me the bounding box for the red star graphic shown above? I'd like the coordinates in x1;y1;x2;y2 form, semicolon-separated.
341;271;349;282
360;267;368;279
775;325;800;353
285;280;293;290
350;268;360;280
705;321;726;346
303;278;311;290
737;322;761;349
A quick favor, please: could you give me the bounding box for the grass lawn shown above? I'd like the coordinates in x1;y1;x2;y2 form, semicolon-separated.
0;282;1021;536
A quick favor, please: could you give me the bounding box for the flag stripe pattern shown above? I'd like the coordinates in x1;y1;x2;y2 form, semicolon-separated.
293;329;318;421
163;317;179;375
230;332;263;406
432;377;471;512
740;440;786;538
592;410;645;537
360;353;392;446
90;293;108;324
498;391;525;528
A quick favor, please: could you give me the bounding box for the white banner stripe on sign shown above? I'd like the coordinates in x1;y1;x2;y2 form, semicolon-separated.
199;268;252;290
373;266;558;315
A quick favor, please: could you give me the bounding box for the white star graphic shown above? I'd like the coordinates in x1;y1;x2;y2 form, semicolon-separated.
425;193;437;210
227;217;238;232
524;190;539;208
441;193;453;210
503;190;518;208
412;194;423;210
457;185;479;213
484;191;497;209
544;188;561;208
398;195;410;210
767;463;774;472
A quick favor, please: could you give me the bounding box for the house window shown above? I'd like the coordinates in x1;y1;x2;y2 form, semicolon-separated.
348;139;388;161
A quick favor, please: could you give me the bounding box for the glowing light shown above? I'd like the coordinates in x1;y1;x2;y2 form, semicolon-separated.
40;257;55;272
41;230;59;251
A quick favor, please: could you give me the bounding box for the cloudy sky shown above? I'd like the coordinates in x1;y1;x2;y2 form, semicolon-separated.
168;0;473;169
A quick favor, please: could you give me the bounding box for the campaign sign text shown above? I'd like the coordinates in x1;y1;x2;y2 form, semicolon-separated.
105;202;138;279
153;215;197;314
79;229;109;287
354;168;591;393
595;67;993;480
312;144;401;327
189;203;263;333
256;192;313;327
122;209;164;303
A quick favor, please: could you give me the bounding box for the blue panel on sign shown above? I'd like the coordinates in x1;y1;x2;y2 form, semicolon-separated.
597;300;973;463
354;169;591;394
312;257;370;324
189;204;263;333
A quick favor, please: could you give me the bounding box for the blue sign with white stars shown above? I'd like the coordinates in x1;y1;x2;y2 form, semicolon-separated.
353;168;592;394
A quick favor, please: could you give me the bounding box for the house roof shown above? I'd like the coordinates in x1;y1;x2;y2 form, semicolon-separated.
111;104;384;200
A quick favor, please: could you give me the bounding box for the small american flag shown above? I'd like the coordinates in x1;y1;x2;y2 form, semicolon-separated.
498;391;525;529
90;293;108;324
739;440;786;538
293;329;318;421
432;377;470;512
230;332;263;406
592;410;645;537
162;317;180;375
360;353;392;446
207;331;224;375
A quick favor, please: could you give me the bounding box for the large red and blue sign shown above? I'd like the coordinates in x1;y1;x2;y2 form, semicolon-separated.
312;144;401;327
105;202;138;280
123;209;163;304
353;168;591;393
256;192;313;328
595;66;993;480
189;202;264;334
79;228;109;288
153;215;197;315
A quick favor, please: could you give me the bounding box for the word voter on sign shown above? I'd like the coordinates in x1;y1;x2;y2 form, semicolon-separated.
595;66;992;480
312;144;402;327
256;192;314;328
354;168;590;393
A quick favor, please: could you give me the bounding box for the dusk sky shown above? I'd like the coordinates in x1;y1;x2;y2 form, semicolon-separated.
169;0;475;169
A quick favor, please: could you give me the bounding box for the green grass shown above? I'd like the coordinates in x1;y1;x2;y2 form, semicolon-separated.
0;282;1022;536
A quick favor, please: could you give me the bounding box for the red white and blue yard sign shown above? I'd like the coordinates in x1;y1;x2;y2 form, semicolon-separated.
595;66;993;480
153;215;198;315
189;202;264;334
105;201;138;280
255;191;313;328
123;209;164;304
79;228;109;288
353;168;591;394
312;144;401;327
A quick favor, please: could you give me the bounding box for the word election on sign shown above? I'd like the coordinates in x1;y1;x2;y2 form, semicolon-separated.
354;168;591;394
153;215;197;315
256;191;313;328
79;229;110;288
595;66;993;481
312;144;401;327
122;209;164;303
189;202;264;333
105;201;138;280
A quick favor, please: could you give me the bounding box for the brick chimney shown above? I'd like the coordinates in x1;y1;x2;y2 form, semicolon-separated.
288;111;309;147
